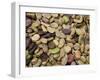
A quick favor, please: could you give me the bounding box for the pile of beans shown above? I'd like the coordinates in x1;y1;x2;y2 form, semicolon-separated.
26;12;90;67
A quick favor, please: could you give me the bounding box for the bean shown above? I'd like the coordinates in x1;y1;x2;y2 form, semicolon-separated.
49;48;60;54
67;53;74;65
40;53;49;61
26;17;32;27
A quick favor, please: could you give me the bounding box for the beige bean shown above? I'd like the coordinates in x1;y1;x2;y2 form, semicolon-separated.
64;46;71;54
31;34;40;42
31;20;40;29
75;50;81;59
41;25;47;32
31;58;38;65
33;59;42;67
80;56;86;63
51;22;58;28
53;39;59;46
36;13;42;19
40;38;48;44
74;16;83;23
42;13;51;19
47;27;55;33
61;54;67;65
58;39;65;48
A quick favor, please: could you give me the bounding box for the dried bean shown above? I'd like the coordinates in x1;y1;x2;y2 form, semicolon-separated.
31;34;40;42
67;53;74;64
26;17;32;27
49;48;60;54
40;53;49;61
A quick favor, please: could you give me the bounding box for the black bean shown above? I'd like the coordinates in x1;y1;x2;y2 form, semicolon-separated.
40;52;49;61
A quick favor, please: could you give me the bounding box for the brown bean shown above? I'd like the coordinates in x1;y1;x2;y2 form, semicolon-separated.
67;53;74;64
40;53;49;61
62;28;71;35
26;17;32;27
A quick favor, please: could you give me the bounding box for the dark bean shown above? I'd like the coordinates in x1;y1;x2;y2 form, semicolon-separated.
38;29;47;36
26;17;32;28
26;55;33;66
42;32;55;38
72;33;79;43
42;17;49;23
28;43;38;54
62;28;71;35
26;37;32;49
29;45;38;54
48;41;56;49
40;52;49;61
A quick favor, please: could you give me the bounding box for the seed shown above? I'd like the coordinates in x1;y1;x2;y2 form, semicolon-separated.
26;17;32;27
71;61;76;65
26;12;35;19
58;39;65;48
42;17;49;23
40;53;49;61
26;37;32;49
36;13;42;19
31;58;38;65
64;46;71;54
53;54;59;59
51;13;58;17
47;27;55;33
74;16;83;23
41;32;55;38
76;28;85;35
61;54;67;65
36;49;43;56
33;59;42;67
74;43;80;50
75;50;81;60
51;22;58;28
42;13;51;19
31;20;40;30
80;43;85;53
62;28;71;35
40;38;48;44
62;16;69;23
62;24;70;29
59;48;65;58
49;48;60;54
31;34;40;41
76;60;84;65
53;39;59;46
41;25;47;32
48;41;56;49
42;44;48;53
56;30;66;38
28;43;38;54
67;53;74;64
80;56;86;63
26;28;33;33
41;22;50;27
